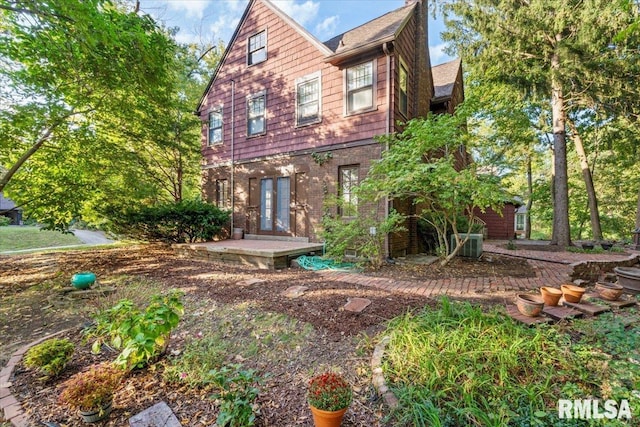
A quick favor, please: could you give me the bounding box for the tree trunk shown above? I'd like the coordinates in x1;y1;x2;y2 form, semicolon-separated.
525;155;533;239
569;121;602;241
549;54;571;247
635;187;640;229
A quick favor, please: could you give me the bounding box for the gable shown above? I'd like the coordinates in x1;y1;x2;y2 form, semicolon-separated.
196;0;330;114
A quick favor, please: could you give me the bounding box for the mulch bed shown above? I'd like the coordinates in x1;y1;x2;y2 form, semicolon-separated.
1;245;534;426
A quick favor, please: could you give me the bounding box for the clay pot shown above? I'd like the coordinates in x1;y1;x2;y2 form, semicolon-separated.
539;287;563;306
515;294;545;317
561;284;585;303
595;282;624;301
309;405;348;427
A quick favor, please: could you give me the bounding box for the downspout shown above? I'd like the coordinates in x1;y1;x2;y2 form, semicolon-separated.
383;42;391;258
230;79;235;233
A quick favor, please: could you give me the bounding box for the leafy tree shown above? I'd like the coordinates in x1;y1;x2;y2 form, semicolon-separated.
359;105;506;266
443;0;638;247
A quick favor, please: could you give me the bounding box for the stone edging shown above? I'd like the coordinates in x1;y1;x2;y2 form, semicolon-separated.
371;335;399;409
0;330;69;427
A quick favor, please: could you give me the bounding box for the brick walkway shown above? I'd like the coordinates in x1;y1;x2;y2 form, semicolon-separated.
319;242;638;300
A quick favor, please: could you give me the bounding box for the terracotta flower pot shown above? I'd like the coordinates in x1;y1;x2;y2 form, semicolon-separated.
309;405;348;427
539;287;562;306
595;282;624;301
561;284;585;303
515;294;544;317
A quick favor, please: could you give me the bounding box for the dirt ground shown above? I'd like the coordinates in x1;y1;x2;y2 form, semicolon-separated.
0;245;534;426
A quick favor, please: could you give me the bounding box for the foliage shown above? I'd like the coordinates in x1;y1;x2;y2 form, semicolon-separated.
23;338;74;378
89;290;184;369
321;205;405;269
163;336;228;387
111;199;229;243
58;363;124;411
209;365;263;427
307;372;352;412
0;216;10;226
383;298;638;426
360;107;506;265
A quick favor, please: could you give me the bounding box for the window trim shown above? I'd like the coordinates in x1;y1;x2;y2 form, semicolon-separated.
208;106;223;146
215;178;229;209
247;29;267;66
295;71;322;127
338;164;359;218
398;57;408;118
246;91;267;137
344;59;377;116
515;213;526;231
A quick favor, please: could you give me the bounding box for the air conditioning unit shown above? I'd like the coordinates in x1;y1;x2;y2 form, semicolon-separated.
450;233;483;258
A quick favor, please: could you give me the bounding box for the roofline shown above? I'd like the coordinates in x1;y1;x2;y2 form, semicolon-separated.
196;0;255;114
323;3;415;65
263;0;333;56
324;35;395;64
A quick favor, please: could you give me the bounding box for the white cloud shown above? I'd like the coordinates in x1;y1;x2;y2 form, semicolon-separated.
165;0;212;19
429;42;450;65
210;14;241;39
272;0;319;26
314;15;339;38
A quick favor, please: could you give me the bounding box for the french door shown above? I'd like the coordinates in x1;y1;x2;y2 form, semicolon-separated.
259;177;290;233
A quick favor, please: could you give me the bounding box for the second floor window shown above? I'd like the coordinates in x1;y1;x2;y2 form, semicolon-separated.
399;59;408;117
339;165;359;217
208;109;222;145
296;72;321;126
247;92;266;136
248;30;266;65
346;61;374;114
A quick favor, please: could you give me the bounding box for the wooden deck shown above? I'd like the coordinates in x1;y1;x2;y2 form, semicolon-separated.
173;236;324;270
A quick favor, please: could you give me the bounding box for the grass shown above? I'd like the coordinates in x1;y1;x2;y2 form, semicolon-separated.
0;226;82;251
382;298;639;427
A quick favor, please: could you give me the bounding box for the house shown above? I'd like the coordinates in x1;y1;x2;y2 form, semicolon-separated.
196;0;464;257
0;192;22;225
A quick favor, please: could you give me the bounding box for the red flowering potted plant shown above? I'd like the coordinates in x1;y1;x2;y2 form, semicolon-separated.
307;372;352;427
58;363;124;423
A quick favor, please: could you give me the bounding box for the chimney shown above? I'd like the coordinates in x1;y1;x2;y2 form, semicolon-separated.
408;0;433;116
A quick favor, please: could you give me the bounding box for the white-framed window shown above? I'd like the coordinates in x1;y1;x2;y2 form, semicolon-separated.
216;179;229;208
399;57;408;117
515;213;526;231
338;165;359;217
345;60;375;114
296;71;321;126
248;30;267;66
208;108;223;145
247;91;266;136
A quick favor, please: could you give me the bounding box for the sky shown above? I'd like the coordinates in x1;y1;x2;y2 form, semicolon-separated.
138;0;455;65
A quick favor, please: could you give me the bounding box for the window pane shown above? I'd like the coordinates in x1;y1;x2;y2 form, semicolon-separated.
250;47;266;64
209;110;222;144
261;178;273;231
339;166;358;217
249;117;264;135
249;31;266;65
248;95;265;135
276;177;290;232
297;77;320;124
349;88;373;111
347;62;373;90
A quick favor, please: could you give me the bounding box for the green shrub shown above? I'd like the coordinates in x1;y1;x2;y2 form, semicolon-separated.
0;216;11;226
321;208;405;269
112;199;230;243
24;338;74;378
88;290;184;369
209;364;262;427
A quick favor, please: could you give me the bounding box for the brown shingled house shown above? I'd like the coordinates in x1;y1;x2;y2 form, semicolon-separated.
197;0;464;257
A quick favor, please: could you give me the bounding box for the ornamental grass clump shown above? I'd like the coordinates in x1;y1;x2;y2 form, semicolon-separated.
307;372;352;411
58;363;124;411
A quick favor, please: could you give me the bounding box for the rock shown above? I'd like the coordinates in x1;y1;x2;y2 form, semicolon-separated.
129;401;181;427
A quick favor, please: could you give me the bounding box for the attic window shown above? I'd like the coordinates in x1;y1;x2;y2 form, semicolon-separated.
248;30;267;65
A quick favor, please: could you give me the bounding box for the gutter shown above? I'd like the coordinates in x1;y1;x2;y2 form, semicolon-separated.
324;35;395;65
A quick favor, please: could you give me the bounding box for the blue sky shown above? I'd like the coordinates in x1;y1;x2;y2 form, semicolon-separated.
139;0;454;65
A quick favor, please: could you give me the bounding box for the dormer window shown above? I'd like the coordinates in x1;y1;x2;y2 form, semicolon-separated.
248;30;267;65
